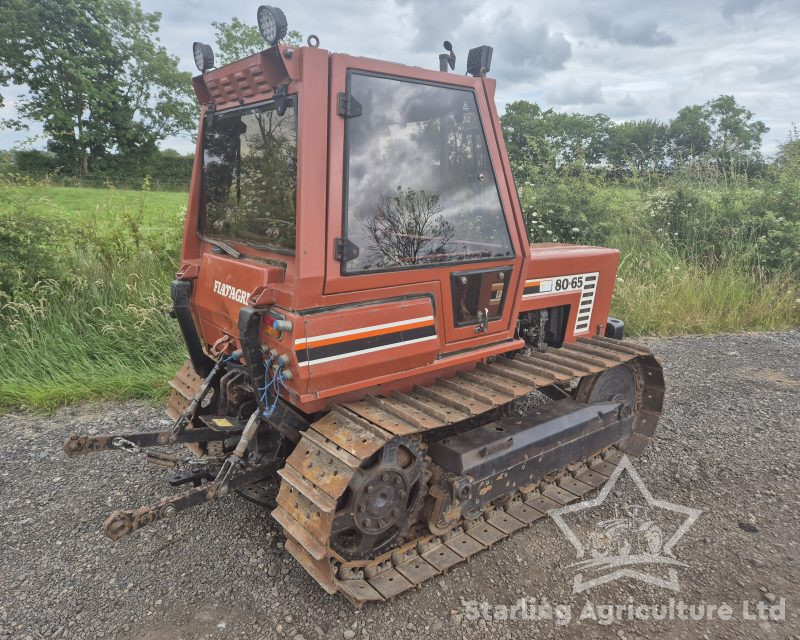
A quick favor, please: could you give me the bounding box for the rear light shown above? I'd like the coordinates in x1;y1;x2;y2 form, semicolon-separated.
263;313;292;337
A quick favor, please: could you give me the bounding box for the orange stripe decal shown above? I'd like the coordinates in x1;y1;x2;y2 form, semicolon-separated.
295;318;435;351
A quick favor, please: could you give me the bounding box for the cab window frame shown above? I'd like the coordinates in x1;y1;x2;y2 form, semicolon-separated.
340;70;515;275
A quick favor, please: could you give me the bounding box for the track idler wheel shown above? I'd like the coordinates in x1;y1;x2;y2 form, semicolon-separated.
576;361;639;417
329;437;425;561
575;354;664;456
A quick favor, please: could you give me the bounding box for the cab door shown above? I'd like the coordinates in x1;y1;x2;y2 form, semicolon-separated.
323;54;527;350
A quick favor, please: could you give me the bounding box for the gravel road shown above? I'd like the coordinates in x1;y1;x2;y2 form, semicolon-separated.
2;331;799;640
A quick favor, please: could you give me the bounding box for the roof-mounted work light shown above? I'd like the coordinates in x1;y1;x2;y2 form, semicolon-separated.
257;5;288;46
193;42;215;73
466;45;493;77
439;40;456;72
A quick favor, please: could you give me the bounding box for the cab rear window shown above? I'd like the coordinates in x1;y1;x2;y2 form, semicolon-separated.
202;98;297;253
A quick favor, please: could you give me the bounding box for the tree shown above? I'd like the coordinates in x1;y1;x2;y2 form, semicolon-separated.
365;188;455;268
775;124;800;179
0;0;194;175
0;0;26;129
501;101;612;177
703;94;768;170
606;119;669;175
669;96;768;171
212;17;304;66
500;100;557;177
547;112;611;166
668;104;711;162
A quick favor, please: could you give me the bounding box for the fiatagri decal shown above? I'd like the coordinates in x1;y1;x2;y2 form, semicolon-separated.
212;280;251;305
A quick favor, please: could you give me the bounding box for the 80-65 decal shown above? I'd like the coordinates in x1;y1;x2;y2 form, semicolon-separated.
553;275;585;291
522;272;599;334
523;274;592;296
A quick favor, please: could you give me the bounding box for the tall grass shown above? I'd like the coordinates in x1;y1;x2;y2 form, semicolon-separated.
0;177;186;409
1;264;185;409
520;161;800;337
0;162;798;410
611;234;799;335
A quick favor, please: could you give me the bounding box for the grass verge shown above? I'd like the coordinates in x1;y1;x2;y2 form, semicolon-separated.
0;180;797;411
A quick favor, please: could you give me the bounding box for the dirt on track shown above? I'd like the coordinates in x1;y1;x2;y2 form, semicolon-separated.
1;331;799;640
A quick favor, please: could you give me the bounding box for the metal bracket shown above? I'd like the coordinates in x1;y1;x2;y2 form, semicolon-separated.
204;102;217;130
237;306;267;413
474;307;489;333
334;237;360;262
103;462;277;541
337;92;362;118
274;84;290;116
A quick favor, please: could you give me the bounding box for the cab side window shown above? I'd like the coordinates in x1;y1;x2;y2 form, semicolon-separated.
342;73;513;273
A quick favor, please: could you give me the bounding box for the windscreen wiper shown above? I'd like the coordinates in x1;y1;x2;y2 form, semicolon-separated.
207;238;242;259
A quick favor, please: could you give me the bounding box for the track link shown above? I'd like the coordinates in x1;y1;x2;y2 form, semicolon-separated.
272;336;664;605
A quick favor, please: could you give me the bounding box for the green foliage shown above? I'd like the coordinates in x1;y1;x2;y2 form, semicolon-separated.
88;149;194;184
668;105;712;161
517;154;800;338
605;119;669;176
501;102;611;174
0;0;194;175
0;177;186;409
12;150;61;175
611;236;799;336
704;95;768;171
520;170;605;245
213;16;303;65
501;101;556;176
502;95;769;181
1;164;799;409
212;17;267;65
0;211;70;295
6;148;193;189
775;124;800;177
0;95;797;409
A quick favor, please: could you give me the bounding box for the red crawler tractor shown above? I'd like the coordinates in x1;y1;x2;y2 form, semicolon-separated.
64;6;664;606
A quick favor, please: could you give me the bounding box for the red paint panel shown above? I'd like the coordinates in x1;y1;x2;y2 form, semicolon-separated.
193;253;283;341
521;243;620;339
301;297;439;396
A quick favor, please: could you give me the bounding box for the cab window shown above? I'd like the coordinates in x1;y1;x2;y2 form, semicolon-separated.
202;98;297;253
342;73;512;273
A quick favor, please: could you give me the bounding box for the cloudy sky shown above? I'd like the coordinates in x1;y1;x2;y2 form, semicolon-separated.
2;0;798;154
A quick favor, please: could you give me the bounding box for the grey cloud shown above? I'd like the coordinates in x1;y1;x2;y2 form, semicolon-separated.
395;0;483;48
546;82;604;106
499;23;571;72
606;93;646;119
587;14;676;47
721;0;764;20
720;0;800;20
3;0;797;157
456;9;571;84
757;60;797;83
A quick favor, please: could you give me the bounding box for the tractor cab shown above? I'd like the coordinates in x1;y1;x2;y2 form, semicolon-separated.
177;13;618;414
178;35;534;411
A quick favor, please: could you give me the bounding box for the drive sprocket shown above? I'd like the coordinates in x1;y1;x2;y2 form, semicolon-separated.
329;437;425;560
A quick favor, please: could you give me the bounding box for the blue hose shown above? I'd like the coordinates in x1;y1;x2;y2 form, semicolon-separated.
259;356;289;419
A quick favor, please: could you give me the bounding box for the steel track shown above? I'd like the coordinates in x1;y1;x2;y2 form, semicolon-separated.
271;336;665;606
